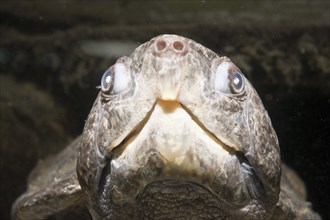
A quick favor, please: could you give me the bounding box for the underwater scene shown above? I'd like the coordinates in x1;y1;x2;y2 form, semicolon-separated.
1;1;329;219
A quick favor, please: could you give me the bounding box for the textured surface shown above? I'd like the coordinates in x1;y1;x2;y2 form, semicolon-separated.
270;164;321;220
0;75;70;219
12;35;321;219
12;138;85;220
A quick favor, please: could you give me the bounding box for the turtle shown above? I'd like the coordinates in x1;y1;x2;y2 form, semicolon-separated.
12;34;321;220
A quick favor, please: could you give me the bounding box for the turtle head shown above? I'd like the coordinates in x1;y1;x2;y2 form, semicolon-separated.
77;34;281;219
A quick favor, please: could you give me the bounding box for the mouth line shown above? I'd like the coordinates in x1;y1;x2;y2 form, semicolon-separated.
110;99;237;157
105;99;263;206
109;101;157;156
180;103;238;154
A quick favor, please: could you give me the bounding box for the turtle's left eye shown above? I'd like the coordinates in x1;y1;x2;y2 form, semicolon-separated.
214;61;245;95
230;71;244;94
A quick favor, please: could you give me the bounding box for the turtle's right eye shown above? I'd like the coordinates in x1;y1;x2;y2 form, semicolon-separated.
101;69;114;93
100;62;131;95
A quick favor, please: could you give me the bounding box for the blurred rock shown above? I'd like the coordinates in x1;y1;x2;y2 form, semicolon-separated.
0;75;72;219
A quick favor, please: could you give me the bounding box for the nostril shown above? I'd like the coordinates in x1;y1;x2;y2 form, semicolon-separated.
156;40;167;51
173;41;184;51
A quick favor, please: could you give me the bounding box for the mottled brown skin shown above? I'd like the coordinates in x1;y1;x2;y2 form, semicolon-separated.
12;35;320;220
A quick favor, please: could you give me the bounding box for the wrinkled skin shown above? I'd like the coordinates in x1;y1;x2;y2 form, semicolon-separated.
12;35;321;220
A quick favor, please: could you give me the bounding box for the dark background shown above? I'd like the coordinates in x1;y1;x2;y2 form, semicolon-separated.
0;1;329;219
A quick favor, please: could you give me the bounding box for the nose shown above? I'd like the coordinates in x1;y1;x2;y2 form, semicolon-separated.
153;35;187;56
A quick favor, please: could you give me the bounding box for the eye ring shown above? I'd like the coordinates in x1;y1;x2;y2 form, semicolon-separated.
101;69;114;93
230;71;244;94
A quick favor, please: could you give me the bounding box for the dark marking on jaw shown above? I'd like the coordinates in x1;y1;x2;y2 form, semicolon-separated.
146;151;165;177
235;152;266;200
97;157;111;198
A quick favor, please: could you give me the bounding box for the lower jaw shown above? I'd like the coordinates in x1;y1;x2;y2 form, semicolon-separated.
105;180;248;219
136;180;230;219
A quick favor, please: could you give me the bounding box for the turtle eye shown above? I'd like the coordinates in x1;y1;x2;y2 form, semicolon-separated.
230;71;244;94
214;61;245;94
101;69;114;93
100;63;130;95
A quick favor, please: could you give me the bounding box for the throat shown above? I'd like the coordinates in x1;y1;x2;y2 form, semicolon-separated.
136;181;229;219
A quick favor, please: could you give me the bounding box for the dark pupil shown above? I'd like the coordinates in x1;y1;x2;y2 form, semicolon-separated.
102;70;113;91
232;72;242;90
